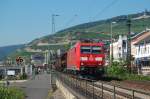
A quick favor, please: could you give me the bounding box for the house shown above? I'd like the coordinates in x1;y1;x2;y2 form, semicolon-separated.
132;29;150;75
110;35;127;61
110;29;150;75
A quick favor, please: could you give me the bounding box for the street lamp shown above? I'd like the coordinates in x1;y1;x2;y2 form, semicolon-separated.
110;21;116;66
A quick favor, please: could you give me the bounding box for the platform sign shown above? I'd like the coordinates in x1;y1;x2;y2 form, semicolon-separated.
7;70;15;76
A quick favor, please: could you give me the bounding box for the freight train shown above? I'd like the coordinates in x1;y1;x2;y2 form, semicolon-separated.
55;40;105;77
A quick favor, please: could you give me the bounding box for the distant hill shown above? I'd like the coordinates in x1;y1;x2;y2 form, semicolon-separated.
55;11;150;36
34;11;150;43
0;44;24;61
8;11;150;59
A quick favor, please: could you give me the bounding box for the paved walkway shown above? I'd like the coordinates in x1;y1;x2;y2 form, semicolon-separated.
24;73;51;99
11;73;51;99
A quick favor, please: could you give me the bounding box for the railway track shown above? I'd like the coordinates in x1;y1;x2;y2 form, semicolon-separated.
55;72;150;99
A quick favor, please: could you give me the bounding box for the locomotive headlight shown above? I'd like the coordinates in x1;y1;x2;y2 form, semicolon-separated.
95;57;102;61
80;57;88;61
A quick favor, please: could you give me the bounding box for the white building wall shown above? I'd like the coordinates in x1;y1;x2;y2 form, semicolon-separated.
110;42;119;61
134;42;150;75
135;43;150;58
110;35;127;61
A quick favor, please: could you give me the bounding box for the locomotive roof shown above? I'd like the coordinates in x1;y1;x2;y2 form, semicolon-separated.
77;41;104;46
69;41;104;49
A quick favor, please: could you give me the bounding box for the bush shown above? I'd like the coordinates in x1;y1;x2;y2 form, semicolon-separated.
106;61;150;81
0;87;25;99
106;61;128;78
7;75;18;80
19;73;28;80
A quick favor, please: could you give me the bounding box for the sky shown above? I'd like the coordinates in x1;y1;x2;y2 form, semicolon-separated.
0;0;150;47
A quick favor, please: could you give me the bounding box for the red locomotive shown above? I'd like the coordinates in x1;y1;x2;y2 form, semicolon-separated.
55;40;105;77
67;41;105;75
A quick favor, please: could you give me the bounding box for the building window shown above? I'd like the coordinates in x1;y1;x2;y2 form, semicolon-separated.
123;40;126;48
141;61;150;67
118;53;121;58
138;45;140;53
119;47;121;51
142;48;144;54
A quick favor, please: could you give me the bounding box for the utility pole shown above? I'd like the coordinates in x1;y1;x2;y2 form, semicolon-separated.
68;32;72;48
49;50;53;86
52;14;59;34
110;22;113;66
50;14;59;88
126;18;131;73
51;14;59;69
110;22;116;66
52;14;55;34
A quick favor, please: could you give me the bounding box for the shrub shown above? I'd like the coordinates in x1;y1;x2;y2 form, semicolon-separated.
106;61;150;81
106;61;128;77
19;73;28;80
0;87;25;99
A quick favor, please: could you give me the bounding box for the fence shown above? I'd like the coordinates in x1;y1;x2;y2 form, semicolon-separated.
55;71;150;99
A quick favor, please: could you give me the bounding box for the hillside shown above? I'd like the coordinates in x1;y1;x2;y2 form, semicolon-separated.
0;44;24;61
8;11;150;59
32;11;150;46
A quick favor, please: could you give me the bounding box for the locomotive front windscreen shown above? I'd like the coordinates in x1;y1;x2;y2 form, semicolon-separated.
92;46;101;54
81;46;91;54
81;46;101;54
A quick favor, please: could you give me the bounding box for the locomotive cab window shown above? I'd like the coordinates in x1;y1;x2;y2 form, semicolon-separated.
80;46;91;54
92;46;101;54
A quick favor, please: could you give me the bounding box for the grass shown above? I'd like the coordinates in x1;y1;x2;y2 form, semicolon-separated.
47;86;57;99
47;90;53;99
123;74;150;81
0;86;25;99
107;71;150;81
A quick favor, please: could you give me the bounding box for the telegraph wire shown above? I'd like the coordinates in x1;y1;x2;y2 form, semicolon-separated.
63;0;94;29
64;14;78;28
92;0;119;21
57;0;118;33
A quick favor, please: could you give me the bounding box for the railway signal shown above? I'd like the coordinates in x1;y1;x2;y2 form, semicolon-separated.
16;56;23;65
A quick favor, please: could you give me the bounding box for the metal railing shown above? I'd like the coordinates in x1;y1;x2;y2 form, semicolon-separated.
55;71;150;99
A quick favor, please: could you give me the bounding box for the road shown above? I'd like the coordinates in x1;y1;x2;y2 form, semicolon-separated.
11;73;51;99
